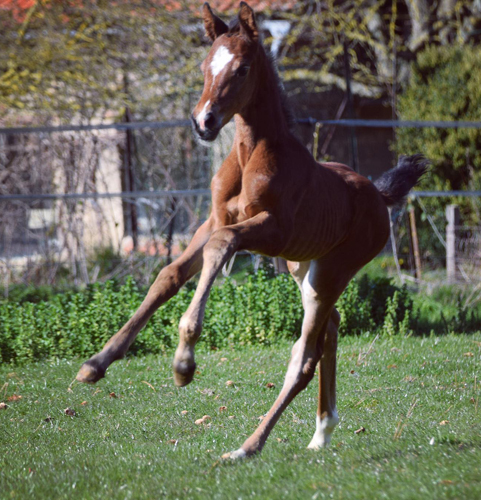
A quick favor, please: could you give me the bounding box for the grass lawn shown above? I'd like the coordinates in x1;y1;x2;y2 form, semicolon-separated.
1;333;481;499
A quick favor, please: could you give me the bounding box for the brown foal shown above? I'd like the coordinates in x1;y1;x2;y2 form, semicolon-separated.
76;2;428;459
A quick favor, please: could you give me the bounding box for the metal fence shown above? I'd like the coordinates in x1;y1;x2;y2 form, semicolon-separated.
1;118;481;289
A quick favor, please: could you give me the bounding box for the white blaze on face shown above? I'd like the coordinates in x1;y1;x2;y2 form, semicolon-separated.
197;100;210;129
210;45;234;81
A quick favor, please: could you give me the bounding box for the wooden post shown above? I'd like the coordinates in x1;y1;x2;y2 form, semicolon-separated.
166;197;177;265
343;40;359;173
409;206;422;280
124;106;138;251
273;257;289;274
446;204;459;283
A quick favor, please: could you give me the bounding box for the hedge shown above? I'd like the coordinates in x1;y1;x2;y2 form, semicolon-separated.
0;271;415;364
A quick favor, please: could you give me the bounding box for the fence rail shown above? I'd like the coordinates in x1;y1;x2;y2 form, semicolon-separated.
3;118;481;136
1;117;481;288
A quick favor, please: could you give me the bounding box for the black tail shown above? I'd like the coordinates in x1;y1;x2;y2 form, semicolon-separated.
374;154;429;207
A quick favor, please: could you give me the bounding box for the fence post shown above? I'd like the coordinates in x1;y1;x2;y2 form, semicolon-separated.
446;204;459;283
408;206;422;280
166;197;177;265
343;40;359;173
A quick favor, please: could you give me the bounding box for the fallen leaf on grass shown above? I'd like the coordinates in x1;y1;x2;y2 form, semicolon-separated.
218;406;227;412
470;397;476;404
44;416;54;423
464;352;474;357
7;394;22;402
387;364;397;369
181;410;188;415
64;408;76;416
141;381;156;392
354;427;366;434
439;480;454;485
168;439;178;445
109;392;117;398
266;383;275;389
228;415;235;419
0;402;8;410
93;389;102;396
195;415;211;425
220;358;228;362
439;420;449;425
225;380;234;387
80;401;88;406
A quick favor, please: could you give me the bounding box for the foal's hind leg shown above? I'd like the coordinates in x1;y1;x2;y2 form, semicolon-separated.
307;309;340;449
289;261;340;449
76;219;213;383
225;260;348;459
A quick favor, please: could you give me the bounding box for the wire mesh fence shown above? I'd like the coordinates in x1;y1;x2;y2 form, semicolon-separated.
2;118;481;290
0;123;214;288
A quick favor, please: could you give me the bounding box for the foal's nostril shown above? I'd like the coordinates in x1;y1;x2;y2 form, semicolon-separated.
204;112;216;130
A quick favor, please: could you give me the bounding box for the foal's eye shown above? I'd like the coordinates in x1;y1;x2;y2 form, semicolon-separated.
235;66;250;78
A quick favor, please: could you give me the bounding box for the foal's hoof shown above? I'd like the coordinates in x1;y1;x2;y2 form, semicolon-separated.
221;448;248;460
173;361;196;387
76;361;106;384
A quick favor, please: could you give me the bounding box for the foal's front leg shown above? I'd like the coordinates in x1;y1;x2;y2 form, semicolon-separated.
173;211;283;386
76;219;213;384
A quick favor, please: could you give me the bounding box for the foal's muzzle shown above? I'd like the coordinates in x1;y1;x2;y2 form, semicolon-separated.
191;113;220;142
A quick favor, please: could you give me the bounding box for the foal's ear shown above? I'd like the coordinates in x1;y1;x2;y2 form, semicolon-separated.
202;3;228;42
238;1;258;41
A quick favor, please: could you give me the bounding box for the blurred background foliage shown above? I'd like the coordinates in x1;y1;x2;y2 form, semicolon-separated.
0;0;207;123
1;0;480;125
395;44;481;224
1;1;481;287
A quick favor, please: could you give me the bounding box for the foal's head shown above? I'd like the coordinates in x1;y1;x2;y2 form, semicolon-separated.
191;2;260;142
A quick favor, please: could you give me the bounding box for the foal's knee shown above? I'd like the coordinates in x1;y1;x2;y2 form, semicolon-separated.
204;227;238;260
149;263;185;301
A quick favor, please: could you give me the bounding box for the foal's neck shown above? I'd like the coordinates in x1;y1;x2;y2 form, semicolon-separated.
234;48;290;166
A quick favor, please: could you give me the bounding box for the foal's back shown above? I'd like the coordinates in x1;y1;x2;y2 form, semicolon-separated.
230;132;391;263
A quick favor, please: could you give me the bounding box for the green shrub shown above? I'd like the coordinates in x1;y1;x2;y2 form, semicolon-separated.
0;272;424;364
396;45;481;196
393;44;481;269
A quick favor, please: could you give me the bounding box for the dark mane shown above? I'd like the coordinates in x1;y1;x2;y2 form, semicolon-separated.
226;19;295;130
